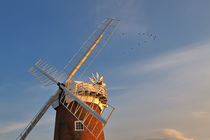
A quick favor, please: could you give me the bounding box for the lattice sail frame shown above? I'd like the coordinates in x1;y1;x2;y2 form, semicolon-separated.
64;18;120;80
29;59;66;86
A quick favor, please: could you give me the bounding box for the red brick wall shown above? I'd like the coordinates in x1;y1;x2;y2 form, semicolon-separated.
54;102;105;140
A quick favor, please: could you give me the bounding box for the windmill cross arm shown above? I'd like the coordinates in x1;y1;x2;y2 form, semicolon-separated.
31;63;106;124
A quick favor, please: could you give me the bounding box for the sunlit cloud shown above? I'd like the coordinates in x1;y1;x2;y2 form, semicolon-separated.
161;129;194;140
142;129;194;140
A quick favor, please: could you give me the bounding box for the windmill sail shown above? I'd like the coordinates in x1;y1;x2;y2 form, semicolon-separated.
64;18;120;81
28;59;66;86
16;89;61;140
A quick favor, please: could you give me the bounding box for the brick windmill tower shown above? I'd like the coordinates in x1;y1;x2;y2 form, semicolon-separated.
16;18;120;140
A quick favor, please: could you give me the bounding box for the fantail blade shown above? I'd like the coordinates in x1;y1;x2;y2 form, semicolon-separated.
99;76;103;83
89;76;95;84
92;73;97;81
96;72;99;82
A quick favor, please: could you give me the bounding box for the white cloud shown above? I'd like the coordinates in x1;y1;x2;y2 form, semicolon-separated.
142;129;194;140
161;129;194;140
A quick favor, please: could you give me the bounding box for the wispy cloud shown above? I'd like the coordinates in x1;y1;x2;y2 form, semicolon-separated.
161;129;194;140
95;0;146;33
0;122;28;134
125;41;210;75
192;111;210;119
107;86;128;91
106;40;210;140
0;114;54;134
141;129;194;140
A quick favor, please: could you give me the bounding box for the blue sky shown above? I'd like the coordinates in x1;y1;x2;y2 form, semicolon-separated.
1;0;210;140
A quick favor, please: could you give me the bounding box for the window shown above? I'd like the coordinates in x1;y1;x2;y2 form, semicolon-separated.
75;121;84;131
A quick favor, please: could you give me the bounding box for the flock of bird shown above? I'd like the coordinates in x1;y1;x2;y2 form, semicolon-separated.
136;32;157;47
137;32;157;40
117;29;158;55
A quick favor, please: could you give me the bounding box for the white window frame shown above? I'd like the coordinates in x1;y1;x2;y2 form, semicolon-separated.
74;121;84;131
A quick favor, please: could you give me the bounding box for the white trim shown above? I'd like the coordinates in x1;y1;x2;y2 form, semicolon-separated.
74;121;84;131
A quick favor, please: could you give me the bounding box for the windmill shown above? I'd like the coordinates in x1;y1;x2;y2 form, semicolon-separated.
16;18;120;140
